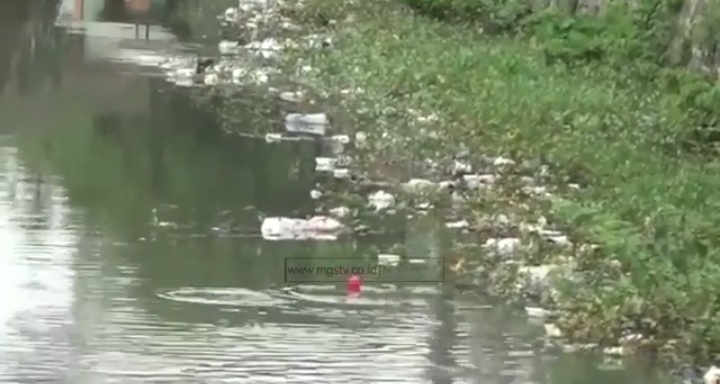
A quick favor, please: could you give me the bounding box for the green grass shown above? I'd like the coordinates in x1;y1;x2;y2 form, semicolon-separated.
279;0;720;364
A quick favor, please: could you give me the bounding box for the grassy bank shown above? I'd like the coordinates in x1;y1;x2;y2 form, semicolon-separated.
274;0;720;365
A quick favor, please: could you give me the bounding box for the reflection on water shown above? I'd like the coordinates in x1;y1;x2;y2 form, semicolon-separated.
0;0;670;383
0;144;77;382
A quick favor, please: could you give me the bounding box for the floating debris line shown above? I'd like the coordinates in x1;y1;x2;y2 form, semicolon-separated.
139;3;720;380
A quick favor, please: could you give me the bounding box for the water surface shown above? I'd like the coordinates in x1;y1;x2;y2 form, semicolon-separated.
0;0;668;383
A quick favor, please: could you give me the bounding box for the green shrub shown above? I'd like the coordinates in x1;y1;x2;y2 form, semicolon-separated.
280;0;720;363
403;0;534;33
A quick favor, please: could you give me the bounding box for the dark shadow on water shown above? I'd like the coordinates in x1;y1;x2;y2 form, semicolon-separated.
0;0;63;94
2;0;321;294
427;285;457;384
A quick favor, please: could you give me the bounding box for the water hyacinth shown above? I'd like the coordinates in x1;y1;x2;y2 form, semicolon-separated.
178;0;720;371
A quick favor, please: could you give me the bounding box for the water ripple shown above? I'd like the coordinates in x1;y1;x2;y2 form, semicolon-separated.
0;97;562;383
157;287;292;308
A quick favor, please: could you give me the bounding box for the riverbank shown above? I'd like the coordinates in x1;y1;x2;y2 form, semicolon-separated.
214;0;720;368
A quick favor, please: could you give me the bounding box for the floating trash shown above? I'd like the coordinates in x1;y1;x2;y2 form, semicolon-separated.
111;49;175;67
545;234;570;246
368;190;395;211
260;216;347;241
518;265;557;281
168;67;195;80
285;113;328;136
315;157;336;172
333;168;350;179
245;37;282;59
223;7;238;23
524;185;551;197
524;307;551;319
159;56;196;70
172;78;195;88
438;180;456;190
463;174;495;189
279;90;306;103
401;178;438;194
304;34;333;49
544;323;563;338
204;72;220;85
445;220;469;229
415;202;433;211
560;343;598;353
602;336;643;357
231;67;274;85
705;366;720;384
483;237;521;258
493;157;515;167
329;206;351;218
452;160;472;175
328;134;350;155
602;346;625;357
355;131;368;147
517;264;559;296
296;65;314;76
250;68;272;84
335;154;352;167
377;254;401;267
265;133;283;143
232;67;247;80
310;189;323;199
347;275;362;295
218;40;240;55
330;135;350;144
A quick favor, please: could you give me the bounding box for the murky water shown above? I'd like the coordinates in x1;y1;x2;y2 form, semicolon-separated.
0;0;669;383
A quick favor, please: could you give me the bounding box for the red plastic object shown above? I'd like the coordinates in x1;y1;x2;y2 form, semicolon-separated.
346;274;362;294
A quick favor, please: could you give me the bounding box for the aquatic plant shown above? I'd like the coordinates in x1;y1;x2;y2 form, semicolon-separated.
260;0;720;366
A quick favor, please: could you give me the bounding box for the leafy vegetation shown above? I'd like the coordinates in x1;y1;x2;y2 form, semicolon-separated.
282;0;720;364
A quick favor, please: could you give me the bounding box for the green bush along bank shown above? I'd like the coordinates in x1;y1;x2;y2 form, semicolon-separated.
280;0;720;365
403;0;720;76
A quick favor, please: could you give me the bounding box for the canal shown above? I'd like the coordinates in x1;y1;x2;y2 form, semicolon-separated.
0;0;672;383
